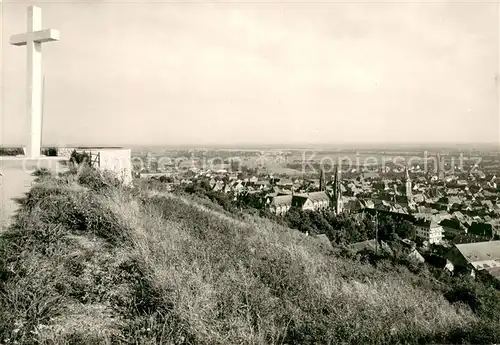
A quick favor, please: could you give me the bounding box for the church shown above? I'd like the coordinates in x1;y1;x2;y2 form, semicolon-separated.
267;165;344;216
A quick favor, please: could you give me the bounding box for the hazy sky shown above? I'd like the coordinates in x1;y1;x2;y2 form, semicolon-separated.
1;0;499;147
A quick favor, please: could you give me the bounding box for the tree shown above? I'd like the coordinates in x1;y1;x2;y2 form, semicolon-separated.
236;191;265;210
376;213;416;242
230;159;241;173
42;147;58;156
283;209;316;234
69;150;90;166
158;175;173;183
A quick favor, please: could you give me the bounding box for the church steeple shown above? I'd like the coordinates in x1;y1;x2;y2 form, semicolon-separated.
404;166;412;200
437;153;445;181
319;167;325;192
334;164;343;214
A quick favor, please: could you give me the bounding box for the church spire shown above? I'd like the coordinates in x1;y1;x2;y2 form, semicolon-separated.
319;166;325;191
405;165;410;182
334;164;343;214
437;153;445;181
404;165;412;200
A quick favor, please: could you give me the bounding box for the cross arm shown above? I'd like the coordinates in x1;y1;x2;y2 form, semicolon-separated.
10;29;60;46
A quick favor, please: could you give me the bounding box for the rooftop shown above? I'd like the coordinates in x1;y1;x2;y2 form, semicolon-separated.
294;191;330;202
270;195;293;206
455;240;500;263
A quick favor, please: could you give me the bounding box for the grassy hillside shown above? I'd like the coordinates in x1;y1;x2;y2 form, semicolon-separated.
0;168;497;344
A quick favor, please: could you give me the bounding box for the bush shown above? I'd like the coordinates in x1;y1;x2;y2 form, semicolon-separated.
77;166;123;192
0;147;24;156
42;147;58;156
444;277;500;321
32;168;52;180
69;150;91;165
19;183;128;244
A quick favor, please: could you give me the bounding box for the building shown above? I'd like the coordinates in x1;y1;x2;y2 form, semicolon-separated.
437;153;445;181
319;168;325;191
292;191;330;211
268;195;293;215
333;165;343;214
413;218;444;244
276;178;293;188
348;239;393;255
469;221;498;240
267;191;330;215
58;147;132;185
424;253;454;274
404;166;413;202
342;197;364;213
446;240;500;280
408;248;426;263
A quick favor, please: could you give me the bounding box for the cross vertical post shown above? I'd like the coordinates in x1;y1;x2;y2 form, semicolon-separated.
27;6;43;158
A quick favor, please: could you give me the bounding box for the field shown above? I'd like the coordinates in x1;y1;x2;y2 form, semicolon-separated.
131;147;489;176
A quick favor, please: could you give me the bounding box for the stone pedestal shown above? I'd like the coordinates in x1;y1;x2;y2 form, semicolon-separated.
0;157;68;230
98;148;133;185
57;147;133;185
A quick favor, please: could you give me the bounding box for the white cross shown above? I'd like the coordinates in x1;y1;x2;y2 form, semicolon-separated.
10;6;59;158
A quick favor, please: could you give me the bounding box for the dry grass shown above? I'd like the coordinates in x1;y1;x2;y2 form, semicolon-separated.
0;169;495;344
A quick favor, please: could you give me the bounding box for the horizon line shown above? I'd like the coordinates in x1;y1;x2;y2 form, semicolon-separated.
1;141;500;149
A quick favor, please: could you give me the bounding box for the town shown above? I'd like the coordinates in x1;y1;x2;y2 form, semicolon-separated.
134;146;500;284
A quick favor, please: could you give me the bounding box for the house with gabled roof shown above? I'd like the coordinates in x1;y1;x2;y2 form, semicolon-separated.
468;221;495;240
255;180;271;190
348;239;393;256
292;191;330;211
413;218;443;244
360;199;375;209
209;178;217;189
424;253;454;274
268;195;293;216
481;200;494;211
343;197;363;213
213;180;225;192
267;190;332;215
277;178;293;187
446;240;500;279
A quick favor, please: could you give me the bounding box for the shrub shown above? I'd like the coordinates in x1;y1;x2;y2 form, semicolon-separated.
77;166;123;192
0;147;24;156
42;147;58;156
19;183;128;244
32;168;52;180
69;150;91;166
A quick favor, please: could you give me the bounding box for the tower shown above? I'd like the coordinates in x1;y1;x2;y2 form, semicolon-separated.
319;167;325;191
436;153;440;177
437;153;444;181
334;165;343;214
404;166;412;200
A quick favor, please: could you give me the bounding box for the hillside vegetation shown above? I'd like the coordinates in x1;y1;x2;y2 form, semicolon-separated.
0;168;499;344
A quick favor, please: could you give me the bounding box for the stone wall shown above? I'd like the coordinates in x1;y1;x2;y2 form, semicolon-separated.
56;147;75;158
97;149;132;185
56;147;132;185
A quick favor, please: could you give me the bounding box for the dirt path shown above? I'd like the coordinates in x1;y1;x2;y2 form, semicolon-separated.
0;157;68;231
